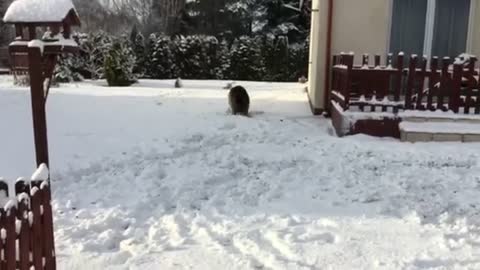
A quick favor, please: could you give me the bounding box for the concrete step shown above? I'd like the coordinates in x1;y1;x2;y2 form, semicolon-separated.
400;121;480;142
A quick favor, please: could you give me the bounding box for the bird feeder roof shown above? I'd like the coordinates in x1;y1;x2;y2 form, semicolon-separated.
3;0;80;25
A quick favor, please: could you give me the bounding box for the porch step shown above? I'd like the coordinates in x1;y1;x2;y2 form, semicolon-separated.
400;121;480;142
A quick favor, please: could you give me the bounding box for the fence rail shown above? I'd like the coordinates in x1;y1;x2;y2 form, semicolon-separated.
331;53;480;114
0;164;55;270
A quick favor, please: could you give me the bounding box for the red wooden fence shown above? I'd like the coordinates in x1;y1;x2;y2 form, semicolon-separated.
0;166;55;270
331;53;480;114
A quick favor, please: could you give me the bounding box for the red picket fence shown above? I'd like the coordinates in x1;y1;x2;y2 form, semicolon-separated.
331;52;480;114
0;166;55;270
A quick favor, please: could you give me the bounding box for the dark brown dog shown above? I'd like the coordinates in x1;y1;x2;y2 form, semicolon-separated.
228;85;250;116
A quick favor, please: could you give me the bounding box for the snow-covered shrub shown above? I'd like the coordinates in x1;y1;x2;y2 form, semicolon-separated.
260;34;277;81
213;39;231;80
130;27;147;77
104;39;137;86
78;31;113;80
52;32;308;83
148;35;176;79
54;56;85;83
287;37;309;81
229;36;265;81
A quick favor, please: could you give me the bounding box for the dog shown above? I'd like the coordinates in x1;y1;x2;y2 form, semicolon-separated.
228;85;250;116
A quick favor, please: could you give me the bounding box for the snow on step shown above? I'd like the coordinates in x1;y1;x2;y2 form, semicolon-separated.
400;121;480;142
3;0;76;23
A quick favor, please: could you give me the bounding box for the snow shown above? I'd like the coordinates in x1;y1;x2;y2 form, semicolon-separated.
3;0;76;23
31;163;49;181
400;121;480;135
2;76;480;268
28;40;44;54
400;110;480;121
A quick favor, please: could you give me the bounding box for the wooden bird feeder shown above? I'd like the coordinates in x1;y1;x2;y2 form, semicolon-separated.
3;0;81;168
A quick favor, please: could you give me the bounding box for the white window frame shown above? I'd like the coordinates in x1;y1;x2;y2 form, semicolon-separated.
387;0;477;56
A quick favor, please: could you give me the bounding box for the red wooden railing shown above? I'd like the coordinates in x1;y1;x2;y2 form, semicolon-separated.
0;165;56;270
331;53;480;114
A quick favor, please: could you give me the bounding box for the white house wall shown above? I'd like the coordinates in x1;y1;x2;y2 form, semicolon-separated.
307;0;329;112
473;1;480;57
308;0;391;112
331;0;391;64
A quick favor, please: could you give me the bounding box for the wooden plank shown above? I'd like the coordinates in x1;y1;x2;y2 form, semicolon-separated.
9;44;78;55
464;58;477;114
451;63;463;113
5;205;16;270
15;180;30;201
331;92;345;108
438;58;451;111
344;55;354;110
427;57;439;111
415;57;428;110
394;54;404;104
0;209;6;270
30;187;43;270
405;55;418;110
16;192;30;270
41;182;55;270
476;89;480;115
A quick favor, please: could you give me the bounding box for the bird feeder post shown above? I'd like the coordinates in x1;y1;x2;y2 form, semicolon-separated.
28;45;50;167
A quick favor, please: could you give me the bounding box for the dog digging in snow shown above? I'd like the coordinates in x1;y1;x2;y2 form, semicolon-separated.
228;85;250;116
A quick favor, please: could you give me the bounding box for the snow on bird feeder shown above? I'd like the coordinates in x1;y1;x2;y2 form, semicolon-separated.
3;0;80;41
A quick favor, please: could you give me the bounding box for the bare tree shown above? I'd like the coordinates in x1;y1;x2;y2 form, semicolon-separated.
146;0;187;35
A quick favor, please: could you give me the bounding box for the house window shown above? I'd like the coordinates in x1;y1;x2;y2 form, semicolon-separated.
390;0;473;58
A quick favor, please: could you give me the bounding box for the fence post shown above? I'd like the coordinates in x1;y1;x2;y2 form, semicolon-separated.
344;54;354;110
16;191;31;270
451;62;463;113
415;56;428;110
0;209;6;270
5;204;16;270
42;182;56;270
438;57;451;111
427;57;439;111
464;57;477;114
405;55;418;110
394;53;404;111
30;187;44;270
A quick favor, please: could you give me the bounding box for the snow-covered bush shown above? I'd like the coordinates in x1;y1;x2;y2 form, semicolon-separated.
104;39;137;86
54;32;308;82
213;39;231;80
80;31;113;80
148;35;176;79
229;36;265;81
130;27;147;77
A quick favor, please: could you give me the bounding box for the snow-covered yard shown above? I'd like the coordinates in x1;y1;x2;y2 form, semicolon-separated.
2;76;480;269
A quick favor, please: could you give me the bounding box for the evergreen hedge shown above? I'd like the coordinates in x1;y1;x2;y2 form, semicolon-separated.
55;31;309;83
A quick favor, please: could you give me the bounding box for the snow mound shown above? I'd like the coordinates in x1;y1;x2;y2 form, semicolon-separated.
31;163;49;181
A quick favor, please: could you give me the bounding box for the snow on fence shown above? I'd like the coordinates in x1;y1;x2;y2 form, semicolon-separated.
0;164;55;270
331;53;480;114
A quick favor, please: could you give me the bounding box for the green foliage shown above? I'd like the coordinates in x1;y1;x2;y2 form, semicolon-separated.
104;39;137;86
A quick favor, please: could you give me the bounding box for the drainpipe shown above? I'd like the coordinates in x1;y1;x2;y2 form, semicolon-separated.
323;0;334;112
